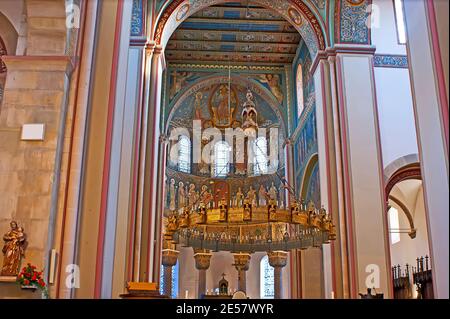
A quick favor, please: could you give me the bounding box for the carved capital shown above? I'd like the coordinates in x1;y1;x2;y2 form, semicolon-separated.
268;251;288;268
162;249;179;267
194;252;212;270
233;253;251;271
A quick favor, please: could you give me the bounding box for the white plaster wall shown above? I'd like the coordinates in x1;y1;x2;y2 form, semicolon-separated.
371;0;407;55
374;67;418;168
389;181;430;298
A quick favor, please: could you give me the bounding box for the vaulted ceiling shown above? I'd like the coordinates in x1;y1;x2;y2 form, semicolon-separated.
166;2;302;65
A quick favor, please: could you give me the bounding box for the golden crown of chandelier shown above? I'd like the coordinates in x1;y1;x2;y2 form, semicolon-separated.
164;192;337;253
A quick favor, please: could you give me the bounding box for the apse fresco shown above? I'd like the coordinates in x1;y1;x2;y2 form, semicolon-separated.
294;108;319;203
167;81;282;132
305;163;321;208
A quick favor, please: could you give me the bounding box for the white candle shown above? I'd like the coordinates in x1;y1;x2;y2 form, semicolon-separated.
331;291;335;299
185;290;189;299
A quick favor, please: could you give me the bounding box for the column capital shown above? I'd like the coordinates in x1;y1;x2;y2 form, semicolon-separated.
233;253;251;271
311;45;377;75
267;251;288;268
162;249;179;267
2;55;74;76
194;252;212;270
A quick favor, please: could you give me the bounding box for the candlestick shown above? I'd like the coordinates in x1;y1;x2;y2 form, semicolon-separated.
185;290;189;299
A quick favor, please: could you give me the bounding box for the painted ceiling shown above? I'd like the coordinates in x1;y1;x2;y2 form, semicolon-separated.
165;2;301;65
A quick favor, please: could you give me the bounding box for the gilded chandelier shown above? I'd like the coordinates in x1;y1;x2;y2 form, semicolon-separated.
164;195;336;253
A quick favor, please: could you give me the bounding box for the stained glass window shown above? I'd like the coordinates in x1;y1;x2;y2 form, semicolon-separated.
394;0;407;44
260;255;274;299
253;137;268;175
213;141;230;177
178;135;191;173
159;262;179;298
388;207;401;244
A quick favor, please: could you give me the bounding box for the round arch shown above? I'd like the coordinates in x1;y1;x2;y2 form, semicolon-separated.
153;0;327;58
385;162;421;200
164;74;288;136
299;152;318;199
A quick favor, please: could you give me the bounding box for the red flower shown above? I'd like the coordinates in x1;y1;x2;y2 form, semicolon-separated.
24;279;30;285
32;274;37;281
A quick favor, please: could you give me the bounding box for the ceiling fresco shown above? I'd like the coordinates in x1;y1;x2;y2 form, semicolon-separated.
166;2;301;64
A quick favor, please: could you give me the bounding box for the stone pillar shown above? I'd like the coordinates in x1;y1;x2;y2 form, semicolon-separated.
233;253;251;293
136;42;165;283
403;0;449;299
0;56;72;277
193;251;212;299
332;45;391;298
268;251;288;299
161;249;179;298
312;54;350;298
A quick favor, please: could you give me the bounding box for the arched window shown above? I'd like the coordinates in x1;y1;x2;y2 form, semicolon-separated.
159;262;179;298
260;255;274;299
394;0;407;44
253;137;268;175
388;206;401;244
178;135;191;173
296;65;304;117
213;141;230;177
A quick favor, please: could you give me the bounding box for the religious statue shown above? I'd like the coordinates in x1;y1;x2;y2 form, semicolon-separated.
219;196;228;222
167;215;178;233
246;186;257;207
196;203;206;223
243;198;252;222
268;182;277;202
179;208;190;228
259;74;283;104
169;179;176;211
279;182;286;208
178;181;186;209
235;187;244;208
268;199;278;222
1;221;27;276
258;185;267;206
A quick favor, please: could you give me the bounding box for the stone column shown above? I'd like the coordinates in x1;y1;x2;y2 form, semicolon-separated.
268;251;288;299
0;55;72;280
312;54;349;298
403;0;449;299
136;42;165;283
337;45;391;298
233;253;251;293
161;249;179;298
194;251;212;299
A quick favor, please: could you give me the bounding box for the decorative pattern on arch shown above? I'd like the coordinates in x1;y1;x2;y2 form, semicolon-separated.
153;0;327;58
334;0;372;44
385;162;422;202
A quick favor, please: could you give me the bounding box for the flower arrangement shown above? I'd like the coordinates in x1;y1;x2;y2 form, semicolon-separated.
16;263;49;298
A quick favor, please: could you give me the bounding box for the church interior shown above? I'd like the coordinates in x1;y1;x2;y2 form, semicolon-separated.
0;0;448;300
